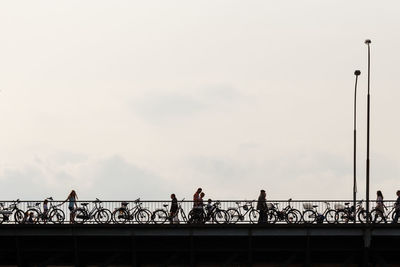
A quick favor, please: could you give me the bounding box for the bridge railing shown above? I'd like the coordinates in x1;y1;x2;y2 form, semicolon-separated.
0;199;397;224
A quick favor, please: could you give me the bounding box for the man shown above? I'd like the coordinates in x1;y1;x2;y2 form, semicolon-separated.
257;189;267;224
392;190;400;223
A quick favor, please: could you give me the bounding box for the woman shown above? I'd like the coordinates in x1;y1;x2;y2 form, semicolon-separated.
63;190;78;223
375;190;387;223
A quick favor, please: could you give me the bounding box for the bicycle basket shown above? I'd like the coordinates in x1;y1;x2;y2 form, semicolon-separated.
303;203;313;210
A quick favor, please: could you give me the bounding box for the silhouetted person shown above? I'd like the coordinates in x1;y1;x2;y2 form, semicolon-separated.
392;190;400;224
193;188;202;208
374;190;387;223
61;190;78;223
169;194;178;224
43;199;49;222
257;190;267;224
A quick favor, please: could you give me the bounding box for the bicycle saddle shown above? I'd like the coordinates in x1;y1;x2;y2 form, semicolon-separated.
313;205;318;208
81;202;89;206
235;201;240;205
344;202;350;205
273;202;279;206
121;202;129;206
163;204;169;207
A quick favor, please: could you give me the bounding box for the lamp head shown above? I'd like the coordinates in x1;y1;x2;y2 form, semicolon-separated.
354;70;361;76
365;39;371;44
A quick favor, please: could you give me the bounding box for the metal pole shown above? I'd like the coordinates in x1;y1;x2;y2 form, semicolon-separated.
354;70;361;223
365;39;371;221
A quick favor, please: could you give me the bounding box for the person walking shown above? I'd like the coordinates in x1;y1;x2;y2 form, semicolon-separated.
374;190;387;223
169;194;179;224
193;188;202;208
392;190;400;224
257;190;267;224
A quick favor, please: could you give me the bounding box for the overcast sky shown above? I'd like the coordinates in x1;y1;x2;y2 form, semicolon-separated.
1;1;400;200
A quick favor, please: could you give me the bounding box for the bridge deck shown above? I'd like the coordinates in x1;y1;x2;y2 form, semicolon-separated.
0;224;399;266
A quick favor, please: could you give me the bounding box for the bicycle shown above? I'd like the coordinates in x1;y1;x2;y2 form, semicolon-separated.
335;200;368;224
24;197;65;224
267;199;301;224
302;202;336;224
112;198;151;224
203;201;229;224
227;201;260;224
74;198;111;224
0;199;25;224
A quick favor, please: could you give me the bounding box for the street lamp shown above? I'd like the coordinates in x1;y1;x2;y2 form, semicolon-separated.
353;70;361;223
365;39;371;220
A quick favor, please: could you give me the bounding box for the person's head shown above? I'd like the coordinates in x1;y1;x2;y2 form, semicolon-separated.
197;188;202;193
69;190;77;199
200;192;205;198
207;198;212;203
44;199;48;204
171;193;176;199
377;190;383;198
260;189;266;197
397;190;400;197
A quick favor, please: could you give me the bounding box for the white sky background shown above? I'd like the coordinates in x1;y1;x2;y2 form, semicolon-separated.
0;0;400;200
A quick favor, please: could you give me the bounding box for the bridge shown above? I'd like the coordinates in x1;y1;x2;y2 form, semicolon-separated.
0;199;399;266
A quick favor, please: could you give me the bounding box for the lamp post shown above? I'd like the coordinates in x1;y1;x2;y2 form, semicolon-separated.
353;70;361;223
365;39;371;221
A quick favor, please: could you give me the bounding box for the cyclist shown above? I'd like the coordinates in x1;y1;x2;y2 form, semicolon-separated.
257;190;267;224
392;190;400;224
43;199;49;221
169;194;179;224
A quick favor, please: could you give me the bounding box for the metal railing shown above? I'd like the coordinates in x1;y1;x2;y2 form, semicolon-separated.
0;199;398;225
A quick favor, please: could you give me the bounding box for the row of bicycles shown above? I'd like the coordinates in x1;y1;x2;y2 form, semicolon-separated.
0;198;397;224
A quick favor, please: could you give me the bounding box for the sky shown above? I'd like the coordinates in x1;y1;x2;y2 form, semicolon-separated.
1;1;400;200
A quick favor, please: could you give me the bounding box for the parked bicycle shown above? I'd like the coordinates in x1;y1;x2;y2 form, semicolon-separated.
302;202;336;224
203;201;229;224
24;197;65;224
227;201;260;224
0;199;25;224
334;200;368;224
74;198;111;224
267;198;301;224
112;198;151;224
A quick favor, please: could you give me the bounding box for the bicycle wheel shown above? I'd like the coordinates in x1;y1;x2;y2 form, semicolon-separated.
370;209;385;224
212;210;229;224
302;210;316;224
285;210;299;224
135;209;151;224
152;209;169;224
226;208;240;224
188;209;205;224
358;210;370;223
335;210;348;224
49;208;65;224
25;208;41;224
325;209;336;224
112;209;129;224
14;210;25;224
0;213;5;224
290;209;302;224
74;208;87;224
95;209;110;224
249;209;260;224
